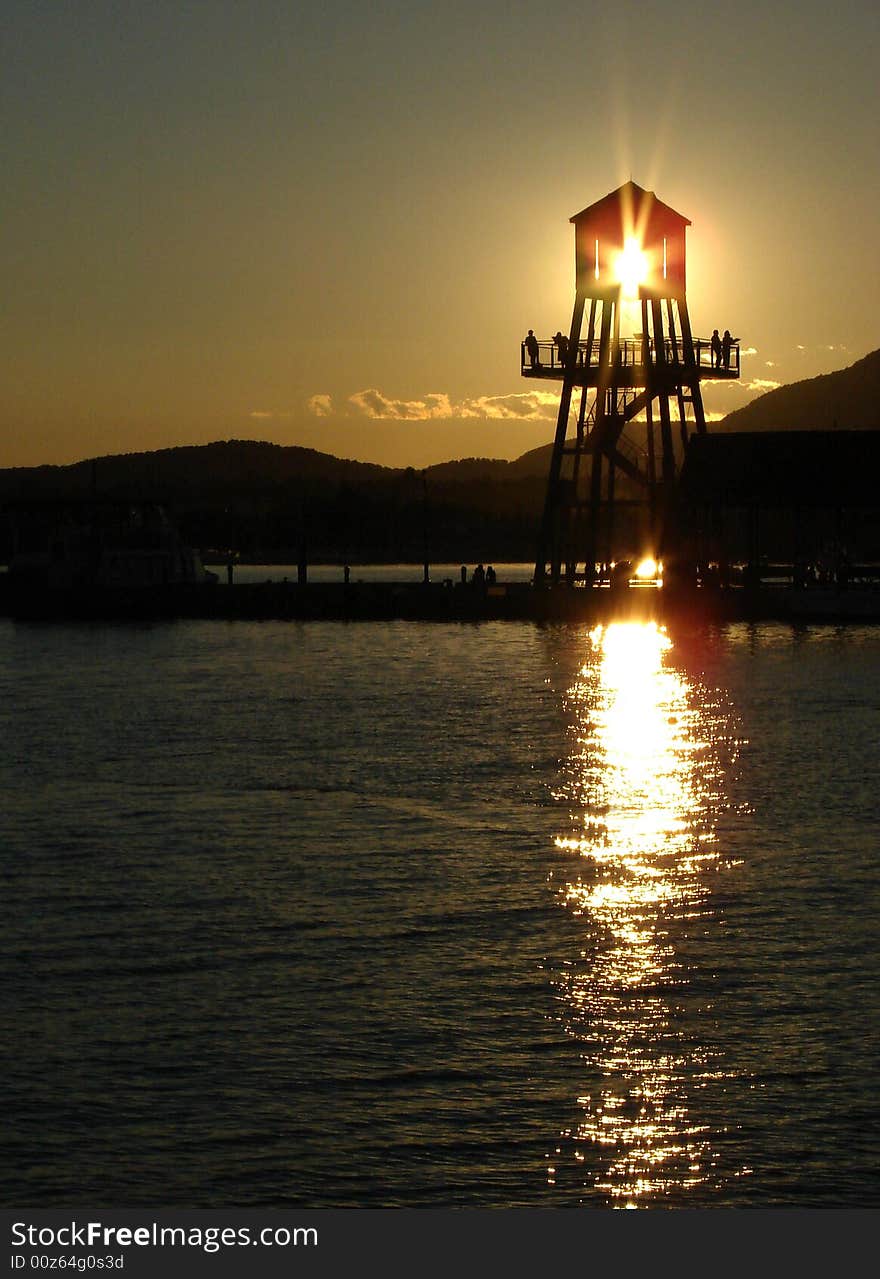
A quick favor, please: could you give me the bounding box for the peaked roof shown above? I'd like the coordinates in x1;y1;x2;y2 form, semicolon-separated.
570;180;691;227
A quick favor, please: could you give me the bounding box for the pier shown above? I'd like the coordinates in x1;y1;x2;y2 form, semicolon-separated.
3;573;879;624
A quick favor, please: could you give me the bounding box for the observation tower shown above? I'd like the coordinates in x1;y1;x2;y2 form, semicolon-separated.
525;181;740;586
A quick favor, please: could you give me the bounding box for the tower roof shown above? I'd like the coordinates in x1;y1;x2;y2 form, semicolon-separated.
570;180;691;230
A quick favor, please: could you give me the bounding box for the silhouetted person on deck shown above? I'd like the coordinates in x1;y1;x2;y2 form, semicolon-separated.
722;329;732;371
472;563;485;587
711;329;722;369
525;330;540;369
485;565;496;586
553;331;569;368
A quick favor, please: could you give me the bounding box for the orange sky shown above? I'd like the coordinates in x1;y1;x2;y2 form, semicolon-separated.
3;0;878;469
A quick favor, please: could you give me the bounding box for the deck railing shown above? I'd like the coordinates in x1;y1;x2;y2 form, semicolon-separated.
521;335;740;377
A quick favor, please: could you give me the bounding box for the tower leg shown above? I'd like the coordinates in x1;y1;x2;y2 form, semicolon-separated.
585;299;614;584
535;292;586;584
588;449;603;585
565;384;590;584
666;300;691;450
605;454;616;571
646;401;658;548
676;296;707;434
650;299;676;491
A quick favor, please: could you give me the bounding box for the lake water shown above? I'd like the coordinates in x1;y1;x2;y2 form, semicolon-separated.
1;615;878;1207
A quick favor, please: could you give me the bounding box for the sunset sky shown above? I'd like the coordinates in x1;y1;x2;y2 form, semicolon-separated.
4;0;878;469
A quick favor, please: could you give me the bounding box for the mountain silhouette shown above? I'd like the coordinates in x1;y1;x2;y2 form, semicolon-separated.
0;440;551;563
720;348;880;432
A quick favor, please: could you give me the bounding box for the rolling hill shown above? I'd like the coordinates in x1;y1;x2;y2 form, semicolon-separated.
0;439;551;563
720;348;880;432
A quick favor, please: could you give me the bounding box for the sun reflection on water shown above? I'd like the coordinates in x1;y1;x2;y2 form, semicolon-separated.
549;621;737;1205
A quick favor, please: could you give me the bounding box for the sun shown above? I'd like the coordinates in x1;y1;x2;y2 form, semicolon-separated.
613;236;649;297
635;556;660;580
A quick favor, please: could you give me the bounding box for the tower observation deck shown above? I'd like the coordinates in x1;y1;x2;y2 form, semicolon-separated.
521;334;741;385
527;181;741;587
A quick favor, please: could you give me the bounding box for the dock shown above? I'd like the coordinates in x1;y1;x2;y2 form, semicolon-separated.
3;576;878;625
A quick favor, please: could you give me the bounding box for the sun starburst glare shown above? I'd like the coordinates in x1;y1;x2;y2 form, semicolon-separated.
613;236;649;298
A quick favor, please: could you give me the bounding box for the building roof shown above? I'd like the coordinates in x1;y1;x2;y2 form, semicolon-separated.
680;430;880;507
570;180;691;230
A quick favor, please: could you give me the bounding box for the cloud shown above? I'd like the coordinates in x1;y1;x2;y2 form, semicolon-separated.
708;376;781;395
457;391;560;421
796;343;849;355
740;346;758;356
307;394;333;417
347;388;560;422
248;395;335;420
765;360;776;368
348;390;454;420
706;379;744;392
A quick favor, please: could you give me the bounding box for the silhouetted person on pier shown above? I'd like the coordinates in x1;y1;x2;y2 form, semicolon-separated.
838;549;851;590
525;330;540;369
722;329;732;370
719;554;731;590
460;565;467;584
553;331;569;367
485;565;496;585
472;563;485;587
711;329;722;369
343;563;351;585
